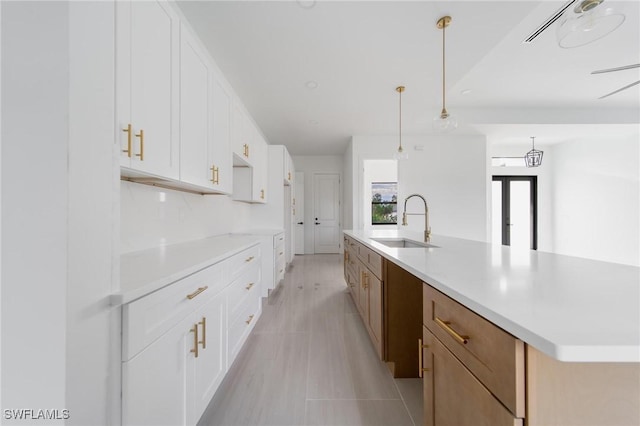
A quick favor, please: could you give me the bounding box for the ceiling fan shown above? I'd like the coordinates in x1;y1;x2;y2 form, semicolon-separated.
591;63;640;99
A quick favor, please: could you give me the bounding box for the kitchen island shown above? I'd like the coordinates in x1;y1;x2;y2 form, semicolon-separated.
344;229;639;426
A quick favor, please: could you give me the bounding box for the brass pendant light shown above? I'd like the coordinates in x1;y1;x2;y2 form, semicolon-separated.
393;86;409;160
433;16;458;132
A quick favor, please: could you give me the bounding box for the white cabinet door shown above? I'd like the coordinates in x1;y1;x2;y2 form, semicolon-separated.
252;134;268;203
179;25;211;188
194;293;227;419
231;103;251;166
210;76;233;194
117;0;179;179
122;313;196;426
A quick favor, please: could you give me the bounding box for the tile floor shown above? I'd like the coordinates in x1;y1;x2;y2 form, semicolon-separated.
198;254;423;426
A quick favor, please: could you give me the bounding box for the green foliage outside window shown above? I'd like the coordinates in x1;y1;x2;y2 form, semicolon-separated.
372;182;397;224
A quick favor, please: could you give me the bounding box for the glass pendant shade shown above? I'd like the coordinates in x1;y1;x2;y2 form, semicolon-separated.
433;108;458;132
524;137;543;167
557;0;625;48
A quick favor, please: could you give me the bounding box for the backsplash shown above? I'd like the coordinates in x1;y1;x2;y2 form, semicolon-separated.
120;181;251;254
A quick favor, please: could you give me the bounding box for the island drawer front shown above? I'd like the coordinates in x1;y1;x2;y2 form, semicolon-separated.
228;244;260;283
423;285;525;418
228;294;260;362
123;261;226;361
423;326;523;426
355;243;382;279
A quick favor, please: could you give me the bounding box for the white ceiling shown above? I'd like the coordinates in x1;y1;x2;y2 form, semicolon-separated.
177;0;640;155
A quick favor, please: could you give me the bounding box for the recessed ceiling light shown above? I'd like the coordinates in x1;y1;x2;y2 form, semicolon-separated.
297;0;316;9
461;89;472;95
305;80;318;89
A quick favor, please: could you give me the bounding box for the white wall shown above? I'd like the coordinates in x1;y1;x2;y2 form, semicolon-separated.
291;155;343;254
363;159;398;230
550;136;639;266
490;143;554;252
350;134;488;242
343;141;354;230
120;181;251;254
1;2;69;421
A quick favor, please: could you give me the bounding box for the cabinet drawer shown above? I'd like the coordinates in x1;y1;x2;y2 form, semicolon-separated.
274;233;285;249
364;247;382;279
227;262;260;320
423;326;523;426
275;258;286;283
275;244;285;265
123;261;226;361
423;285;525;417
228;295;260;362
228;244;260;283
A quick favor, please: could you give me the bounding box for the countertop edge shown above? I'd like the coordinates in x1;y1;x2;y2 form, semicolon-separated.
114;236;262;306
344;230;640;363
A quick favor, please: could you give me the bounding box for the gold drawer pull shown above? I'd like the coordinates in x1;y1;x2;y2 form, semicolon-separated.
245;282;254;291
418;338;430;378
245;256;254;262
435;317;470;345
210;165;219;184
279;251;284;256
190;325;199;358
135;129;144;161
245;314;255;325
186;286;208;300
122;124;132;157
199;317;206;349
279;269;284;273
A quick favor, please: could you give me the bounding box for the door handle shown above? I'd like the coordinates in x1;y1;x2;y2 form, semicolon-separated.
315;222;320;225
297;222;304;225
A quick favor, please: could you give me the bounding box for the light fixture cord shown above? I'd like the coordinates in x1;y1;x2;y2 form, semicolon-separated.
399;89;403;151
531;136;535;149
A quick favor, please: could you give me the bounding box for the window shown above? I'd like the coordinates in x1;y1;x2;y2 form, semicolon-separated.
371;182;397;225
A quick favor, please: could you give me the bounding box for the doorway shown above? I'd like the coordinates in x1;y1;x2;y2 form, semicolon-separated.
492;176;538;250
313;173;340;253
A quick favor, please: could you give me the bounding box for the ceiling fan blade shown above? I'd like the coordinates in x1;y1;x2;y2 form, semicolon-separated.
591;64;640;75
598;80;640;99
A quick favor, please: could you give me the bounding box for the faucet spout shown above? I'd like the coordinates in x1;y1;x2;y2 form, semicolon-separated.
401;194;431;242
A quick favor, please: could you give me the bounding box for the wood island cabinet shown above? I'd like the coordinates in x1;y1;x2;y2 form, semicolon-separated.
421;284;639;426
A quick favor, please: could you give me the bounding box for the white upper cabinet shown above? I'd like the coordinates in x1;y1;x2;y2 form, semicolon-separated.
179;25;211;188
232;103;253;167
210;75;233;194
117;0;179;179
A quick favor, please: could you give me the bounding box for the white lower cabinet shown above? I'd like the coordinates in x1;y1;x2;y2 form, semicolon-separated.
121;244;261;425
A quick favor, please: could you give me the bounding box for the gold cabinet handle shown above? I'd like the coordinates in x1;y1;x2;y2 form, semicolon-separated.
418;338;430;378
245;314;254;325
279;251;284;256
190;324;199;358
435;317;470;345
186;286;208;300
260;189;265;199
245;282;254;291
122;124;132;157
199;317;206;349
279;269;284;273
245;256;254;263
210;165;219;184
288;171;291;181
243;144;249;157
361;271;369;289
135;129;144;161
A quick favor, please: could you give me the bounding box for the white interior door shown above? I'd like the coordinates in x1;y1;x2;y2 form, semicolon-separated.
313;173;340;254
294;172;305;255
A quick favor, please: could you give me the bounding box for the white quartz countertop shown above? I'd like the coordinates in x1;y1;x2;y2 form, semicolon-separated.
115;235;262;305
345;229;640;362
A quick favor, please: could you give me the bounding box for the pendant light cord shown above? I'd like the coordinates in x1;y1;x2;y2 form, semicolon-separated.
399;88;403;151
442;21;446;112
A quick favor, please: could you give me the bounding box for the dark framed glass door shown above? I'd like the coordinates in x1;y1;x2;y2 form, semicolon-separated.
492;176;538;250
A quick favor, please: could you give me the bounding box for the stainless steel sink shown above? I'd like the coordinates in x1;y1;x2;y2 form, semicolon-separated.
371;238;439;249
